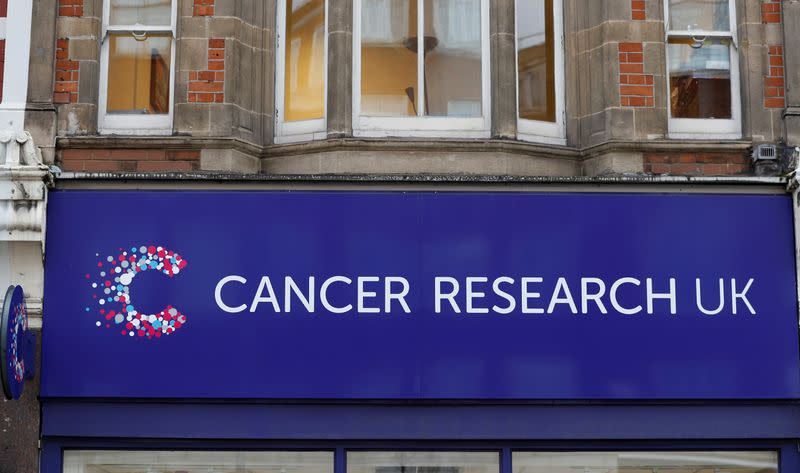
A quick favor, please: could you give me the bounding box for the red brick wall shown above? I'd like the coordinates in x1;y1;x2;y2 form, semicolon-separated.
764;45;785;109
0;0;7;17
631;0;645;20
61;149;201;172
54;39;79;104
619;43;654;107
644;153;750;176
188;39;225;103
194;0;214;16
762;0;781;23
53;38;80;104
58;0;83;17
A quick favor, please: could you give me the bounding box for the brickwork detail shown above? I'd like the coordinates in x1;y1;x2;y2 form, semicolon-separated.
764;45;785;109
61;149;201;172
762;0;781;23
0;0;7;17
54;39;79;104
644;153;749;176
188;39;225;103
193;0;215;16
619;43;654;107
59;0;83;17
631;0;645;20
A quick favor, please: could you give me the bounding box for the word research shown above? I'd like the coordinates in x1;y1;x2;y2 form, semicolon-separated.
214;275;757;316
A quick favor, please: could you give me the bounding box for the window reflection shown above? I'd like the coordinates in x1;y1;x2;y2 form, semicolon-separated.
361;0;418;116
285;0;326;122
517;0;556;122
63;450;334;473
513;451;778;473
423;0;482;117
668;38;731;119
668;0;729;32
360;0;482;117
349;452;499;473
110;0;171;26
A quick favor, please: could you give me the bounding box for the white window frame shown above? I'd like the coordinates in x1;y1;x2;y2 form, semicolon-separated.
515;0;566;145
664;0;741;140
352;0;491;139
98;0;177;135
274;0;329;144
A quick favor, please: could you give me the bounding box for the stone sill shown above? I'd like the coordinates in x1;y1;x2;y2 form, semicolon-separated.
55;136;754;161
54;171;785;187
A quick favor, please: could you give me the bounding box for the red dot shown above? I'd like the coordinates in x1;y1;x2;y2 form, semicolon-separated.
105;281;111;287
155;332;162;338
120;330;127;335
137;330;145;337
85;274;90;279
97;262;103;267
148;246;156;254
125;323;133;329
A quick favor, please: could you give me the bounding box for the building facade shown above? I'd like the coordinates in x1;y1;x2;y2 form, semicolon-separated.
2;0;800;472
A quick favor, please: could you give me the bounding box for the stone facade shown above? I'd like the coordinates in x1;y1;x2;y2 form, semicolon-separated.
11;0;789;178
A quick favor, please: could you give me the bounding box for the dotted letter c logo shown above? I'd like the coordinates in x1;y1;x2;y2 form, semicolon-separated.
87;245;188;339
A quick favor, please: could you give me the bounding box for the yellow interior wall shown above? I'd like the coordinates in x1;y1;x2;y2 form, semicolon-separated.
361;46;417;116
284;0;325;122
107;37;154;113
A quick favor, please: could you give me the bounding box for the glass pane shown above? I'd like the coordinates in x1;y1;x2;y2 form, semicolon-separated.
361;0;418;116
349;452;499;473
110;0;171;26
513;451;778;473
668;38;731;119
64;450;334;473
423;0;482;117
669;0;730;31
517;0;555;122
284;0;326;122
107;34;172;115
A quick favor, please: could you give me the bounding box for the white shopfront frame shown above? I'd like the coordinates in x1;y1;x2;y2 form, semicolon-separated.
352;0;491;139
514;0;566;145
664;0;741;140
274;0;328;144
98;0;177;135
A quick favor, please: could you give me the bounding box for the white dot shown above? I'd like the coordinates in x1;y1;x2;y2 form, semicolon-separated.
96;321;101;327
173;267;180;274
119;273;133;285
129;331;134;337
98;299;105;305
91;283;97;288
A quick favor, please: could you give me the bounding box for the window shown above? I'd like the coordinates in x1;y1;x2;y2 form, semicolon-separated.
513;451;778;473
516;0;565;144
275;0;328;143
63;450;334;473
98;0;177;134
349;452;499;473
353;0;491;138
665;0;741;139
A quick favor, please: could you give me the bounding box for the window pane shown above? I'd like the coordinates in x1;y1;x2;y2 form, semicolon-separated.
423;0;482;117
513;451;778;473
361;0;418;116
517;0;555;122
107;34;171;115
110;0;171;26
349;452;499;473
669;0;730;31
63;450;334;473
284;0;326;122
668;38;731;119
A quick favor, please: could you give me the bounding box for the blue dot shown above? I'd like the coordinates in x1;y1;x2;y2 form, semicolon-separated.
85;307;90;312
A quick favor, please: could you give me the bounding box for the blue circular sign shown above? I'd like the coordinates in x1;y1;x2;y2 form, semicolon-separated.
1;285;34;400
